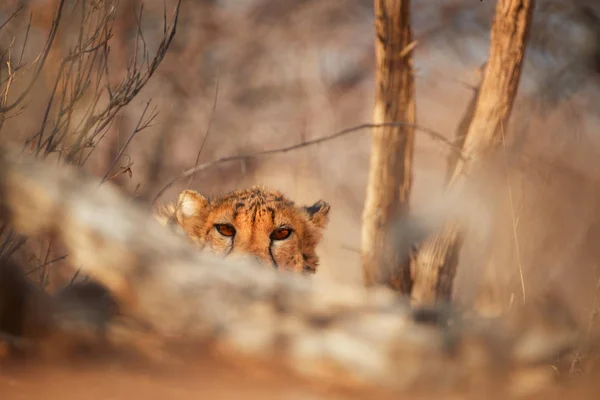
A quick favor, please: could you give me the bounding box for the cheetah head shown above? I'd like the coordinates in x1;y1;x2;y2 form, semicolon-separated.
155;185;331;274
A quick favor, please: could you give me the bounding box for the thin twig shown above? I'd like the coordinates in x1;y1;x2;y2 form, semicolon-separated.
501;121;526;303
17;11;31;66
152;121;462;203
0;0;67;113
0;5;23;32
186;74;219;189
100;99;156;183
25;254;68;276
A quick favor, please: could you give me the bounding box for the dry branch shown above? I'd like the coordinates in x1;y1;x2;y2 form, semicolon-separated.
152;121;458;204
1;0;182;167
411;0;536;306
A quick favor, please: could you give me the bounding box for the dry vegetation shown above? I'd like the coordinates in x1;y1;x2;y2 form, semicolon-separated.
1;0;600;398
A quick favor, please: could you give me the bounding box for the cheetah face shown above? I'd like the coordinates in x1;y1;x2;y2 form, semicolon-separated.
158;186;330;274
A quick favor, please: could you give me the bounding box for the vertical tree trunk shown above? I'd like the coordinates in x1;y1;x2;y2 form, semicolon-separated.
361;0;416;293
410;0;535;305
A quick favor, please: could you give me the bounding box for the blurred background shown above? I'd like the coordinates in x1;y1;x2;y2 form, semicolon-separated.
1;0;600;343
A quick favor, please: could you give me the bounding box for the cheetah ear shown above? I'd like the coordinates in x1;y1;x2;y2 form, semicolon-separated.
303;200;331;230
176;190;209;221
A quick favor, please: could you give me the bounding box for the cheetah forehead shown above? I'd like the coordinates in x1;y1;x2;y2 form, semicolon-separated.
211;185;296;210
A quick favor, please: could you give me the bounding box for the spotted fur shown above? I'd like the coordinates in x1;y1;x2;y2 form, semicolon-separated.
154;185;330;274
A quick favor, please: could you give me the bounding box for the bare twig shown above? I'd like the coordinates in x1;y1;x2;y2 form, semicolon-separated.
185;74;219;190
0;0;67;113
25;254;69;276
16;0;181;169
152;121;461;203
100;99;158;183
0;5;23;32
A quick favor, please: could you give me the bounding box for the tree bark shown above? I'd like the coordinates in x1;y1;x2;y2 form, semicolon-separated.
445;65;484;184
361;0;416;293
410;0;535;306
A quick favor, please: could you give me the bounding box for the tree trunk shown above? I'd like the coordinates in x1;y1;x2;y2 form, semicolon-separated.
445;64;485;183
410;0;535;306
361;0;416;293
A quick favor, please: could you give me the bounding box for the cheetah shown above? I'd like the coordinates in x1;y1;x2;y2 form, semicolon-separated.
153;185;331;274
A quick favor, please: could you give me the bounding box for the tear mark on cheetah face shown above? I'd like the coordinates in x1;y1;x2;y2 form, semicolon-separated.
154;185;330;274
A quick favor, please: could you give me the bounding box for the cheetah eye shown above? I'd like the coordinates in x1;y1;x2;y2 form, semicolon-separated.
270;227;292;241
215;224;236;237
